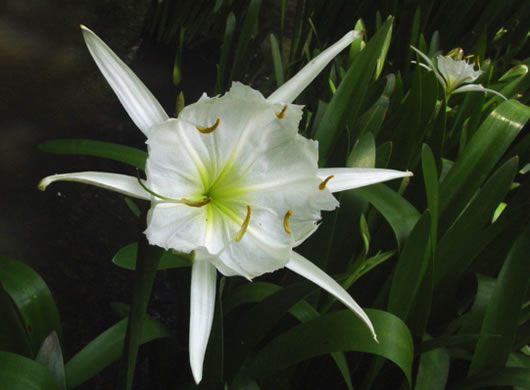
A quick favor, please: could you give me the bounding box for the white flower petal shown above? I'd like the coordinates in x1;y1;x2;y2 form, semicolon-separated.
410;46;447;89
176;83;303;181
452;84;507;100
268;31;360;104
81;25;168;135
437;55;481;87
317;168;412;193
38;171;149;199
206;200;293;278
146;119;207;198
145;203;207;253
287;251;377;341
189;259;217;384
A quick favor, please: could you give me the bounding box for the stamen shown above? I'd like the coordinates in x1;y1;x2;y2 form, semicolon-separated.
181;197;212;207
319;175;334;190
283;210;293;234
136;171;178;201
235;206;252;242
196;118;220;134
137;171;211;207
275;105;288;119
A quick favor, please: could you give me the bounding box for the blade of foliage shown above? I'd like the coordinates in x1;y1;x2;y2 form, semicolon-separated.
346;131;376;168
468;225;530;375
64;315;171;389
422;144;439;251
248;309;414;386
314;18;393;165
112;242;190;271
439;100;530;233
269;33;284;87
224;281;353;389
435;157;518;285
414;343;449;390
0;284;32;356
0;351;61;390
0;256;63;357
458;274;497;335
356;183;420;248
39;139;147;170
216;12;236;94
36;332;66;390
230;0;261;81
453;368;530;390
388;211;431;321
356;74;395;138
225;282;318;377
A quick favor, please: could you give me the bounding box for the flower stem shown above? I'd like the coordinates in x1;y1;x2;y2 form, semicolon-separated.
117;208;163;390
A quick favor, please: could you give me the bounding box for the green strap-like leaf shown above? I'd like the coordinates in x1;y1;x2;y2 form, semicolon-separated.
224;281;353;389
414;344;449;390
468;225;530;375
39;139;147;169
435;157;518;286
36;332;66;390
314;18;393;164
0;256;63;357
356;183;420;248
0;351;60;390
453;368;530;390
0;284;33;357
248;309;414;386
64;315;172;389
388;211;431;322
439;99;530;232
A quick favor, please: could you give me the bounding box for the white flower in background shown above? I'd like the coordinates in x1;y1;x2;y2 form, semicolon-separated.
40;26;412;384
411;46;506;99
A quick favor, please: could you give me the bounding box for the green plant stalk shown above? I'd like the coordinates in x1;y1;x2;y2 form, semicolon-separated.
117;210;163;390
431;97;447;164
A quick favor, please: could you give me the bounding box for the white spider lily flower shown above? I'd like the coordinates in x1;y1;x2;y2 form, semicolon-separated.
411;46;506;100
40;26;412;384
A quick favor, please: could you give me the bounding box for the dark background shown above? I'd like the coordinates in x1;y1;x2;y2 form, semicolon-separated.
0;0;218;387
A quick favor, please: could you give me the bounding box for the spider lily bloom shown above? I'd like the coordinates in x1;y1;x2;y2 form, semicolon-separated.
40;26;412;384
411;46;506;100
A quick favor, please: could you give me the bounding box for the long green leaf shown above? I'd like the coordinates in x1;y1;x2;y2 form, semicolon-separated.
269;33;284;87
223;281;353;389
388;211;431;321
0;256;63;357
64;316;171;389
39;139;147;170
435;157;518;285
230;0;261;81
249;309;414;386
314;18;393;164
439;100;530;232
468;225;530;375
0;284;32;357
356;183;420;248
0;351;60;390
414;344;449;390
36;332;66;390
453;368;530;390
